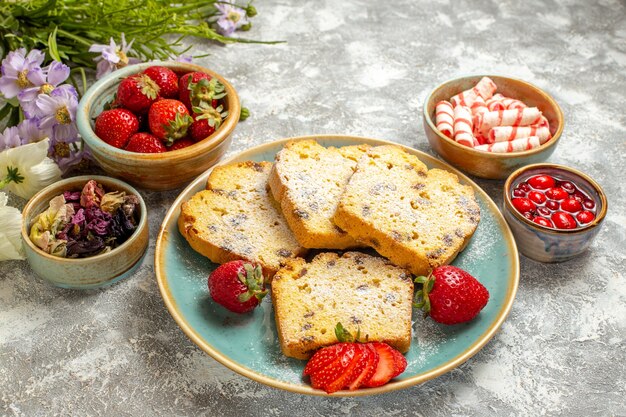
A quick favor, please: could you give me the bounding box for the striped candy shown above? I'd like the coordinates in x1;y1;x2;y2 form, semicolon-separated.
488;124;551;143
470;96;489;116
450;77;497;107
453;106;478;147
475;107;542;136
475;136;547;153
435;100;455;138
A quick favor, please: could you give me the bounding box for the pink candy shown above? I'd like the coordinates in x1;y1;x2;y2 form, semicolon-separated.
434;77;553;153
474;136;547;153
435;100;455;138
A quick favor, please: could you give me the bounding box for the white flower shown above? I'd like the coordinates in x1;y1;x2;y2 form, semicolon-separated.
0;139;62;199
0;192;25;261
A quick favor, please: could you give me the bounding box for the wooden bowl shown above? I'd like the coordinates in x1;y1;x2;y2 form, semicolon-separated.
77;61;240;191
423;75;564;180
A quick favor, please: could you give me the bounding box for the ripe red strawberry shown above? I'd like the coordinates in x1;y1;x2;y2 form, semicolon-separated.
168;138;195;151
362;342;399;388
304;323;407;393
190;102;228;142
148;99;193;145
309;343;358;393
143;66;179;98
208;261;267;314
124;132;166;153
347;343;379;390
179;72;226;110
117;74;160;113
414;265;489;325
304;343;347;376
94;109;139;149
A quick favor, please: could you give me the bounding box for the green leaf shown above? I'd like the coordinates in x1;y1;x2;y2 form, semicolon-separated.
334;322;354;343
48;26;62;62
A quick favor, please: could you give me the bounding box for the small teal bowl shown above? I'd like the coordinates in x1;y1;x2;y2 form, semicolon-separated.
503;163;607;262
21;176;149;289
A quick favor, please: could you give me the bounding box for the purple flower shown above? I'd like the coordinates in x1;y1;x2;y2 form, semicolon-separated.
0;126;22;150
17;118;49;144
0;48;45;98
214;2;249;36
89;34;141;79
18;61;71;117
175;55;193;63
56;144;92;174
34;85;79;144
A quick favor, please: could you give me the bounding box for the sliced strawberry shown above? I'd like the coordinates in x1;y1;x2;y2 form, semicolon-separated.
362;342;397;388
389;348;407;378
309;344;357;393
325;344;368;393
304;343;346;376
348;343;379;390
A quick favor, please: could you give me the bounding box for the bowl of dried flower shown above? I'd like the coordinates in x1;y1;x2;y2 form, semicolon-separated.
21;175;148;289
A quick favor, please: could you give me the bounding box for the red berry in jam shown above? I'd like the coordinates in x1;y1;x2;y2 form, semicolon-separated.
512;189;526;198
528;191;546;204
561;198;582;213
559;181;575;194
537;206;551;217
523;212;533;220
517;182;531;193
551;212;577;229
528;175;555;190
546;200;559;210
545;187;568;201
576;211;595;224
533;216;554;228
582;199;595;210
571;191;585;202
512;198;536;214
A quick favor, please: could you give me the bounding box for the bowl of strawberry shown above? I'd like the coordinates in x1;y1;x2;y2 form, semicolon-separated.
77;61;240;191
503;163;607;262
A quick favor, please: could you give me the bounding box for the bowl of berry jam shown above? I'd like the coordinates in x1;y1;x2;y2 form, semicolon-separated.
503;164;607;262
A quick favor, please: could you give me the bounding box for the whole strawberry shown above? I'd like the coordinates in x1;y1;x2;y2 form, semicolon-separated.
414;266;489;325
168;137;195;151
143;66;179;98
148;99;193;145
124;132;166;153
208;261;267;314
179;72;226;110
94;109;139;149
189;102;228;142
117;73;160;113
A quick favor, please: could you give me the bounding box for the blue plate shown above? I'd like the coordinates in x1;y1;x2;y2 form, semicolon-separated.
155;135;519;396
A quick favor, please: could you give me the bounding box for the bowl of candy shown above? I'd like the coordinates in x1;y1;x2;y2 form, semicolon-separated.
502;164;607;262
77;61;240;191
423;75;564;179
21;176;149;289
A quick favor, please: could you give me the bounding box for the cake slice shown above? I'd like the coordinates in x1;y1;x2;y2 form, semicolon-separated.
178;161;307;277
332;145;480;276
268;139;370;249
271;252;414;359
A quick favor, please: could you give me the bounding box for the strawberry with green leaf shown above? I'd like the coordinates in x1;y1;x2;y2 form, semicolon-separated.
179;72;226;110
208;261;267;314
190;102;228;142
414;265;489;325
148;99;193;145
117;74;160;113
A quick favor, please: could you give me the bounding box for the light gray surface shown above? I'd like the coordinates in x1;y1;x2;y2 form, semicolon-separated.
1;1;625;416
